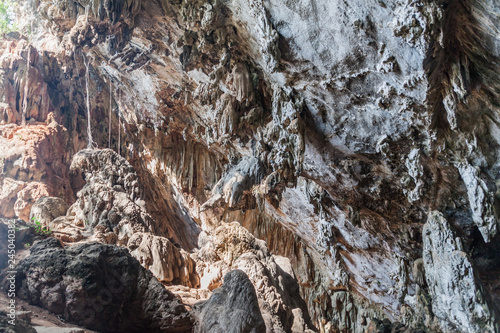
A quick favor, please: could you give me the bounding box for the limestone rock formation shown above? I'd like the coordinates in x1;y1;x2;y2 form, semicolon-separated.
69;149;152;244
423;211;499;332
194;222;313;332
0;123;73;221
192;270;266;333
201;157;265;210
64;148;199;287
12;238;192;333
0;0;499;332
129;232;199;287
29;196;68;226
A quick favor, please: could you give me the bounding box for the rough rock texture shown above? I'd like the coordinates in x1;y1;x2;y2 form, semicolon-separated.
12;238;192;333
423;211;499;332
65;148;199;287
129;232;199;287
29;196;69;225
0;310;37;333
201;157;265;210
0;0;499;332
68;148;154;244
0;123;74;221
68;148;200;248
0;39;51;124
192;270;266;333
194;222;313;332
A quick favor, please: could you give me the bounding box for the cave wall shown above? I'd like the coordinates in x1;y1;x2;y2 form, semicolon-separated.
1;0;499;332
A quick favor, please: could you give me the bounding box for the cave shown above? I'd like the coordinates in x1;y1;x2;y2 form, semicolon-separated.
0;0;499;332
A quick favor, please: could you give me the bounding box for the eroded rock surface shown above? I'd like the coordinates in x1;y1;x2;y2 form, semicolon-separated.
29;197;68;226
12;238;192;333
192;270;266;333
194;222;313;332
0;0;499;332
0;123;73;221
64;148;199;287
423;211;499;332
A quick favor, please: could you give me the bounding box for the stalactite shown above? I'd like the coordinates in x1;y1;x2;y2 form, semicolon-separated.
109;78;112;149
83;54;94;149
21;44;30;126
21;16;34;126
6;1;500;332
118;89;121;156
118;115;121;155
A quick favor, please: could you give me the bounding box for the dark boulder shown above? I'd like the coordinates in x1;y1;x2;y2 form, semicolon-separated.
11;238;192;333
192;270;266;333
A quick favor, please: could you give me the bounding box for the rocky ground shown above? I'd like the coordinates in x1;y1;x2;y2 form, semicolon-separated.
0;290;97;333
0;0;499;332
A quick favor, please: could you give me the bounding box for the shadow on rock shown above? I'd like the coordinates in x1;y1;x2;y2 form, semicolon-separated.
7;238;192;333
192;269;266;333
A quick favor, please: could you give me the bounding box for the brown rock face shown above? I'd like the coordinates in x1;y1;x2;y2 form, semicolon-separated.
0;123;74;221
0;40;51;124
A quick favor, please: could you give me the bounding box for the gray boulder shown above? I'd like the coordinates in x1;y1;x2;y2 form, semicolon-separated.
192;270;266;333
29;196;68;226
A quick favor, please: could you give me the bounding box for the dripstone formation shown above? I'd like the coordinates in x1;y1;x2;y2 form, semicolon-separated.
0;0;499;332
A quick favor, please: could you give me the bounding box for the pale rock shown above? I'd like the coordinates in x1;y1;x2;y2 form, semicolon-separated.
0;177;24;218
29;196;68;226
457;161;498;242
423;211;499;332
129;232;199;287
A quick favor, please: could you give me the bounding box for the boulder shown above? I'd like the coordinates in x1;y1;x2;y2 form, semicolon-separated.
29;196;68;226
12;238;193;333
192;270;266;333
